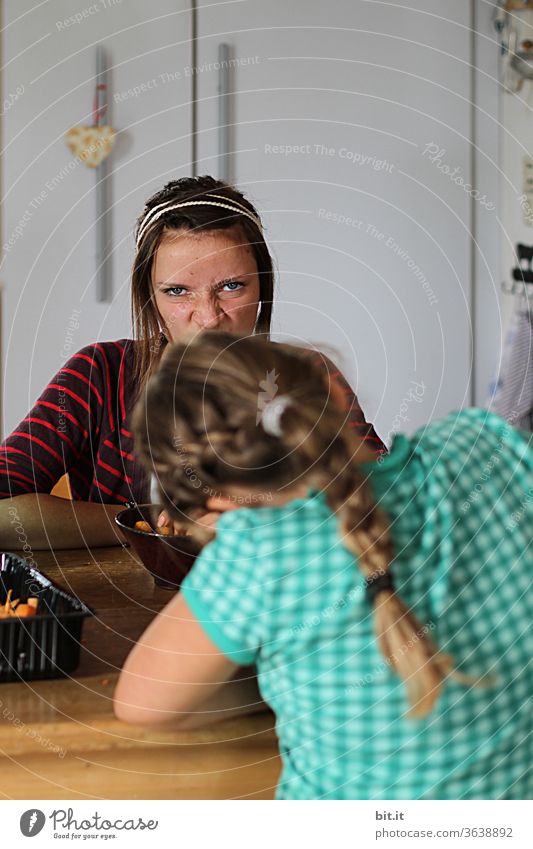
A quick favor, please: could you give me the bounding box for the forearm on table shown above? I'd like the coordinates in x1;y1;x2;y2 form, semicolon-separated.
173;667;269;730
0;493;127;549
115;666;269;731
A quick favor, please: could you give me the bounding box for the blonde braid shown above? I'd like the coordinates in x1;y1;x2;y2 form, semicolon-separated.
316;430;455;718
270;388;455;718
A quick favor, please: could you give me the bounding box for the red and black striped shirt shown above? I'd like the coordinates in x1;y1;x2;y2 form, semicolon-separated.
0;339;150;504
0;339;384;504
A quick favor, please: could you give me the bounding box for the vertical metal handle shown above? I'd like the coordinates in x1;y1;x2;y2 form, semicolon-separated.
218;43;230;183
95;44;108;302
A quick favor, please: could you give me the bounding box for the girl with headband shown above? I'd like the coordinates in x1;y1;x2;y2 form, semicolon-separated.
0;176;383;549
115;332;533;800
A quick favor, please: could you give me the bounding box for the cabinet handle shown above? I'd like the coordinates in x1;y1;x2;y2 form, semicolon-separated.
218;43;230;182
95;43;108;302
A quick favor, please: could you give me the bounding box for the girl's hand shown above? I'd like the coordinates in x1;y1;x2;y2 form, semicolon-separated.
156;509;221;538
156;509;187;535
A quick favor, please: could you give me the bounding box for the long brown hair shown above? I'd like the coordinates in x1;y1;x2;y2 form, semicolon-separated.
133;332;456;718
131;176;274;391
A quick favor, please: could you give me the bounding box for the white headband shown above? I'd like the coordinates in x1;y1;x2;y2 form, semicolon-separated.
136;193;263;246
260;396;293;437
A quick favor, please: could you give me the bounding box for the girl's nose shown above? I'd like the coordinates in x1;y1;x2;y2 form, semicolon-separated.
192;296;222;328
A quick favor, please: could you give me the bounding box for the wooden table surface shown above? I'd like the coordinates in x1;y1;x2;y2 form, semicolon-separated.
0;546;280;800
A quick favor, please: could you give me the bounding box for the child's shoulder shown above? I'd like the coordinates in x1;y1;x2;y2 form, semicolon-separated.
378;408;527;462
411;408;530;460
414;407;515;440
365;408;531;489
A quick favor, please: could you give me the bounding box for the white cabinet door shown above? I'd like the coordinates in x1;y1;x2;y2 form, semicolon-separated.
196;0;477;439
1;0;192;436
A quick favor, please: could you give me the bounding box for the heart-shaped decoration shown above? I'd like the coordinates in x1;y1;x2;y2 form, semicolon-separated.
65;125;116;168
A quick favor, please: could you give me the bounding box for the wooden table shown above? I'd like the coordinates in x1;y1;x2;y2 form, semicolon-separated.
0;546;280;799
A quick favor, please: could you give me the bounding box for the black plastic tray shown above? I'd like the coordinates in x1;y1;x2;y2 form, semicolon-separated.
0;552;93;682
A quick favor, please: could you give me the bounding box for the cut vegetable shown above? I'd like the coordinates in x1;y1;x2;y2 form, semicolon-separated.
0;591;39;618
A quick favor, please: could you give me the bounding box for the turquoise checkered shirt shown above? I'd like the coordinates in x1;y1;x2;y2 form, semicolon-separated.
181;410;533;799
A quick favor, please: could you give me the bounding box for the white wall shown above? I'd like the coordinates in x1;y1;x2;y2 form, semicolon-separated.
1;0;192;436
196;0;501;438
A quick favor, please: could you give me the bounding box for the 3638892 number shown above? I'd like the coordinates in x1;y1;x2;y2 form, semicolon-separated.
462;827;512;838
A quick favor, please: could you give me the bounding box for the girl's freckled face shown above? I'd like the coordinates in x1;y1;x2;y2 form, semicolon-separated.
152;230;261;340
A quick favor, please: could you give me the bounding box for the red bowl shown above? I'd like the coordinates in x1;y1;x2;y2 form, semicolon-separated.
115;504;201;589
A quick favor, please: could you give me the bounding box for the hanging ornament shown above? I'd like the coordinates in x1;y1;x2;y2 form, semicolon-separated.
65;125;115;168
64;46;114;301
65;46;115;167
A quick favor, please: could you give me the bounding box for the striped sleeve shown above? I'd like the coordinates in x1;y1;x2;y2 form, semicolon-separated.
0;345;105;497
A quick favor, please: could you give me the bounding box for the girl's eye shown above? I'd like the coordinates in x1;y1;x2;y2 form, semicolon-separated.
160;282;245;299
221;281;244;292
163;287;187;297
